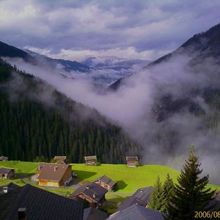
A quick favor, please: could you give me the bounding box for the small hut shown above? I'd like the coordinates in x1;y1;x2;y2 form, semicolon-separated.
70;182;107;207
53;156;67;164
84;156;97;166
94;175;116;191
126;156;139;167
0;168;15;179
0;156;8;161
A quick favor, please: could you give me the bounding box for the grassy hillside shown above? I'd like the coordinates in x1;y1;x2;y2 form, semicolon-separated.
0;161;177;191
1;161;220;214
0;161;219;198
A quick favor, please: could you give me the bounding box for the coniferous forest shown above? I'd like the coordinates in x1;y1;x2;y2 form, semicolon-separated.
0;59;139;163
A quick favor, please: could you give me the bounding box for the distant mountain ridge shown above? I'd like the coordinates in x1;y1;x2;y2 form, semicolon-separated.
110;22;220;89
149;22;220;66
0;41;91;73
0;41;146;86
0;41;29;59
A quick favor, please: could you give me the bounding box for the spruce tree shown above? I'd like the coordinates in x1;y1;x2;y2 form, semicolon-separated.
166;150;215;220
148;177;164;210
161;174;174;213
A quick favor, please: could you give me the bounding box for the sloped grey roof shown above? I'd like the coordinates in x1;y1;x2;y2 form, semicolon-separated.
83;207;108;220
0;167;14;174
0;183;22;220
71;182;107;203
118;187;153;211
38;163;70;182
126;156;138;161
95;175;116;187
6;184;83;220
108;204;164;220
84;156;97;161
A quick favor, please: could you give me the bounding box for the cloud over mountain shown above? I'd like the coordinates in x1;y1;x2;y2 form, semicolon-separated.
1;0;220;61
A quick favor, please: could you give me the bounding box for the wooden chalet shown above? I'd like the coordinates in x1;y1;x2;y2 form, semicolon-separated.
126;156;139;167
38;163;73;187
53;156;67;164
84;156;97;166
94;175;116;191
0;168;15;179
0;156;8;161
70;182;107;207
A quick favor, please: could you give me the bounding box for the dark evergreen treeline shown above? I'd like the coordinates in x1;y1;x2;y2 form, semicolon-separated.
0;59;139;163
149;150;217;219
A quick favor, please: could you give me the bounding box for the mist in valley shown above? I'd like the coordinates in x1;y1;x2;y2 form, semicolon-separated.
4;52;220;184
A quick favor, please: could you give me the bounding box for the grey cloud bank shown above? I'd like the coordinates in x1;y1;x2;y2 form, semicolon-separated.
1;0;220;61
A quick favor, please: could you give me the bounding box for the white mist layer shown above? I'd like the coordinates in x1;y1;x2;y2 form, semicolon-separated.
5;55;220;184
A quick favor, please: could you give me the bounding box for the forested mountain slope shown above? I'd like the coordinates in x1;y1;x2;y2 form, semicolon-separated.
0;59;139;163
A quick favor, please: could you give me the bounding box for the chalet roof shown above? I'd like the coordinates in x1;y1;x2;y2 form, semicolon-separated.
108;204;164;220
38;163;70;182
6;184;83;220
95;175;116;187
83;207;108;220
126;156;138;161
84;156;97;160
0;168;14;174
54;156;67;161
71;182;107;203
54;156;66;159
118;187;153;211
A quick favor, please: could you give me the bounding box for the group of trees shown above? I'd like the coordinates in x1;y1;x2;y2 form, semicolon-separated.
149;150;217;220
0;59;139;163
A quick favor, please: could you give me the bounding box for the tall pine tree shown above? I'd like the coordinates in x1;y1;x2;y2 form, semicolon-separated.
148;177;164;210
161;174;174;213
166;150;215;220
148;174;174;213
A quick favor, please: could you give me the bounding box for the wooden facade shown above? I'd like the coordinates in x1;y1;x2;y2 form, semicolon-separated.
84;156;97;166
126;156;139;167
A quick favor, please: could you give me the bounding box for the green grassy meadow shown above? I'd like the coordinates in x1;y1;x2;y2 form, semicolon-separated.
0;161;219;200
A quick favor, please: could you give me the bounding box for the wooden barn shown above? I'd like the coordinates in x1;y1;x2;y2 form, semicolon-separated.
0;156;8;161
53;156;67;164
70;182;107;207
84;156;97;166
126;156;139;167
94;175;116;191
0;168;15;179
38;163;73;187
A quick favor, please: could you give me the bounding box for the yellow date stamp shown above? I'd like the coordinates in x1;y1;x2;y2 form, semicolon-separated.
195;211;220;219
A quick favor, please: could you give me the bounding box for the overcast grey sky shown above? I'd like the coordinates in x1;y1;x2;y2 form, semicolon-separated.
0;0;220;61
